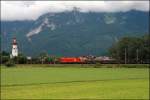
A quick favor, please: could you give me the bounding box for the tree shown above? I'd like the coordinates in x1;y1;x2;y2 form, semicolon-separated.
17;53;27;64
0;51;10;64
109;35;150;64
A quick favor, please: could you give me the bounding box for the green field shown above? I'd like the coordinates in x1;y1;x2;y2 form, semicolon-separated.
1;64;149;99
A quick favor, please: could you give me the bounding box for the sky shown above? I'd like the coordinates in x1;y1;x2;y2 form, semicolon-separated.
1;1;149;21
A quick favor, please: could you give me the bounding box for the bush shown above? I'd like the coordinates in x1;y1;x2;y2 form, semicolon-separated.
5;60;15;67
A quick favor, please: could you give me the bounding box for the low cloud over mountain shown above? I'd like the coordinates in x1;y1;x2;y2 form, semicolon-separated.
1;1;149;21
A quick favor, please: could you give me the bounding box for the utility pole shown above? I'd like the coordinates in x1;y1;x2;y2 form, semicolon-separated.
136;49;139;63
42;57;44;64
125;48;127;64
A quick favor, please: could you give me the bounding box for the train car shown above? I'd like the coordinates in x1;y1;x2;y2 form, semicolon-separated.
94;56;117;64
59;57;84;64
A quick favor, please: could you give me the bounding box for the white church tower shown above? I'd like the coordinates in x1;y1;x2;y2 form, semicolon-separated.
11;38;18;57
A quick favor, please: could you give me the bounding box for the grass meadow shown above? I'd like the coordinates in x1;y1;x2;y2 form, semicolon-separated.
1;64;149;99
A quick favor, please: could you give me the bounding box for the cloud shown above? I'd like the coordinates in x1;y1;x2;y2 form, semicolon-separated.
1;1;149;21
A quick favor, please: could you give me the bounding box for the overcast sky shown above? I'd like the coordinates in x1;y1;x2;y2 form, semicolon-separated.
1;1;149;21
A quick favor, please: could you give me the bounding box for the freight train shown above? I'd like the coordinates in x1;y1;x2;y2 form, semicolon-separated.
58;56;116;64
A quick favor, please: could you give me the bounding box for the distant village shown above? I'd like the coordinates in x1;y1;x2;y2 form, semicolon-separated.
1;35;149;66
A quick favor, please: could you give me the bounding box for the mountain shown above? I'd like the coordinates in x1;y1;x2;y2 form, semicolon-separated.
1;10;149;57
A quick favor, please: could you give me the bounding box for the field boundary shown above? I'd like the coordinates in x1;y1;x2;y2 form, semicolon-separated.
1;64;149;68
1;77;148;87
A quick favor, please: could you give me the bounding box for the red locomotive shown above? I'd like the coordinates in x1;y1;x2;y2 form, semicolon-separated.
59;57;84;63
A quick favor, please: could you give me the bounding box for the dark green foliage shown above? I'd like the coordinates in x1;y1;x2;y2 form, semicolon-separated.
5;60;15;67
1;56;10;64
109;35;150;64
17;54;27;64
29;58;40;64
1;51;10;56
0;51;10;64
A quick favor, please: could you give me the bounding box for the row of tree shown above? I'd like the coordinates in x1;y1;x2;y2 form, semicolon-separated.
0;52;56;65
109;35;150;64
